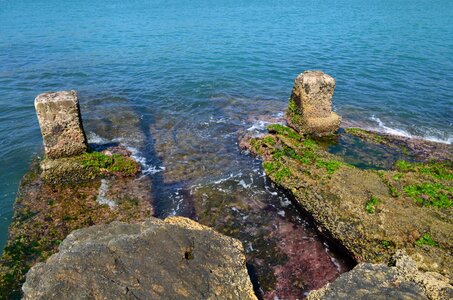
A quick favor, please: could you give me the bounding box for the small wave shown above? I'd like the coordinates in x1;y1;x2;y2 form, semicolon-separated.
87;132;110;144
370;116;452;144
212;172;243;185
246;113;286;134
246;120;271;132
421;133;453;145
370;116;412;137
125;146;165;176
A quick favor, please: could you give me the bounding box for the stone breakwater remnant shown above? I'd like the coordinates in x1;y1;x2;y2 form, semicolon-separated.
22;217;257;300
0;91;153;299
239;72;453;299
242;124;453;299
287;71;341;136
35;90;88;159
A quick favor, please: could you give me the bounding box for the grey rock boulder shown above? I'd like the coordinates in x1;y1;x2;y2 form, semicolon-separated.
35;90;87;159
307;251;453;300
22;217;257;300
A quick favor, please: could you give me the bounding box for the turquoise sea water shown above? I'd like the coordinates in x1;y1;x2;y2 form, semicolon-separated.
1;0;452;250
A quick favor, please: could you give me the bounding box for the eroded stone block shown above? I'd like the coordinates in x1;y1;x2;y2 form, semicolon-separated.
35;90;87;159
288;70;342;136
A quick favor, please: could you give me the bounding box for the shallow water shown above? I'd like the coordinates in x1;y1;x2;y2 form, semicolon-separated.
1;0;453;295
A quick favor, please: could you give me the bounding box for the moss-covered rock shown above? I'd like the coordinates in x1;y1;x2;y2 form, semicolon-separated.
242;124;453;293
0;148;152;299
40;151;140;184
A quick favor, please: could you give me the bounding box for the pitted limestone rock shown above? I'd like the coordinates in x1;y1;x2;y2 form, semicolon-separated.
35;90;87;159
307;252;453;300
22;217;257;300
288;71;341;136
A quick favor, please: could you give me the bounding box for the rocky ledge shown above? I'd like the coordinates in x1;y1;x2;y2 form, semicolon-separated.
0;146;154;298
240;71;452;299
22;216;257;300
0;91;154;298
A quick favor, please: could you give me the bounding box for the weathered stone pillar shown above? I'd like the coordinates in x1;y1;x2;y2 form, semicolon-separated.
35;90;88;159
287;70;341;136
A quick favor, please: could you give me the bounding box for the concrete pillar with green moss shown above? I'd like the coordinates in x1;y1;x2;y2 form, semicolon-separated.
287;70;341;136
35;90;88;159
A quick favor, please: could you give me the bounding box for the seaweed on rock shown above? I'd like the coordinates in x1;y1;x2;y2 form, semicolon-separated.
241;124;453;297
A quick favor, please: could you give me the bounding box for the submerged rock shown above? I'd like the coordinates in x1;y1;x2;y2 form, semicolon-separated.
307;252;452;300
287;71;341;136
35;90;88;159
22;217;257;300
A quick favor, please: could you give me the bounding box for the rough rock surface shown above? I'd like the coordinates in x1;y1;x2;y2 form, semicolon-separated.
0;146;151;298
22;217;257;300
287;71;341;136
242;124;453;299
307;252;453;300
35;90;88;159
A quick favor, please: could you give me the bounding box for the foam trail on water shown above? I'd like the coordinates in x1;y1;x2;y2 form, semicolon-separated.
370;116;412;137
125;146;165;177
370;116;452;145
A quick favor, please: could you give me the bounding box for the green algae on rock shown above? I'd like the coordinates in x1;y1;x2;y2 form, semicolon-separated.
241;124;453;298
0;148;152;299
40;151;140;184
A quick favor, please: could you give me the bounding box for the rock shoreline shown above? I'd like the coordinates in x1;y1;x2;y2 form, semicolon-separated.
2;77;452;299
1;90;262;300
0;146;153;298
239;71;452;299
241;124;452;299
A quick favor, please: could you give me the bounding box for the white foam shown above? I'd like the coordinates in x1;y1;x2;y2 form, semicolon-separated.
204;116;228;124
370;115;452;145
96;179;117;209
423;135;453;144
169;188;184;216
246;242;254;253
279;197;292;207
247;120;270;132
238;179;252;189
370;115;412;138
87;132;110;144
125;146;164;177
212;172;243;185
